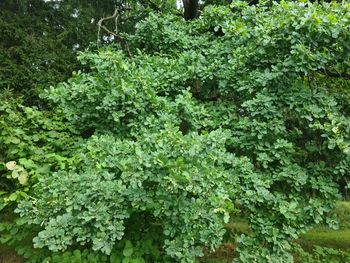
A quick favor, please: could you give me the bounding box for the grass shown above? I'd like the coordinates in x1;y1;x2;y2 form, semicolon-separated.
226;219;249;235
298;229;350;251
225;221;350;250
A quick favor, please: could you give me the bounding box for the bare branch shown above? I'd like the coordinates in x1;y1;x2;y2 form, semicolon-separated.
319;68;350;80
97;8;132;57
139;0;161;11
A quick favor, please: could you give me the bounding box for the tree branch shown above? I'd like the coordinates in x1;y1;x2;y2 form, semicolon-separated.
139;0;161;12
319;68;350;80
97;8;132;57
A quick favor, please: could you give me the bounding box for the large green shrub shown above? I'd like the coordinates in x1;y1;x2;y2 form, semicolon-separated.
14;1;350;262
17;125;250;261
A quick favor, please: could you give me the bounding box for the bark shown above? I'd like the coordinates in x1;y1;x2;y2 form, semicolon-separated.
182;0;198;20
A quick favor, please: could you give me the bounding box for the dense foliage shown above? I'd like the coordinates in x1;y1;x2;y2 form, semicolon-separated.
0;91;80;211
292;244;350;263
0;0;177;100
1;1;350;262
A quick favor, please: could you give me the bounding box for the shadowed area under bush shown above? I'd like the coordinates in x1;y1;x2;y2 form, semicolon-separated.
0;246;22;263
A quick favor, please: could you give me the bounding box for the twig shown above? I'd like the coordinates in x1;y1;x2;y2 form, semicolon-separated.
97;8;132;57
307;75;313;90
139;0;161;11
319;68;350;80
115;14;119;34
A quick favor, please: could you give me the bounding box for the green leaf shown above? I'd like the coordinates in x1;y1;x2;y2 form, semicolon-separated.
123;241;133;257
110;252;122;263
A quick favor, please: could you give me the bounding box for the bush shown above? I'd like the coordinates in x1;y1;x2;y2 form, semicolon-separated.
0;91;79;212
293;244;350;263
335;202;350;229
13;1;350;262
16;126;250;262
0;92;80;262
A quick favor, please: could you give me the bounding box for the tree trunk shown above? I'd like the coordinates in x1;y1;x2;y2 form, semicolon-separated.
182;0;198;20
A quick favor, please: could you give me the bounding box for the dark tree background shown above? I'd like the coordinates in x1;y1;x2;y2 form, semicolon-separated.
0;0;128;101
